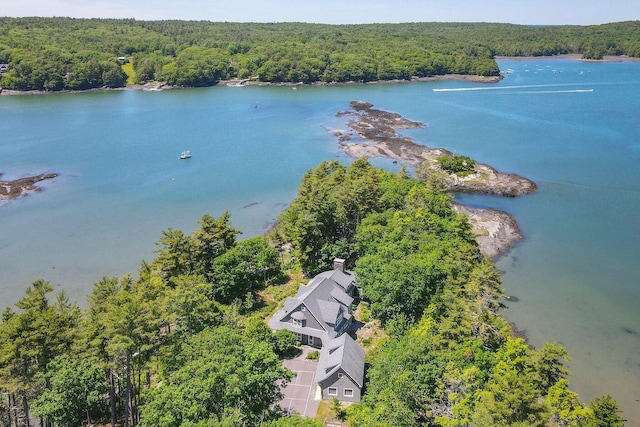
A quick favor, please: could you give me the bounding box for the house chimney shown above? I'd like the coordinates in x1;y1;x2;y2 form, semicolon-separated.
333;258;345;272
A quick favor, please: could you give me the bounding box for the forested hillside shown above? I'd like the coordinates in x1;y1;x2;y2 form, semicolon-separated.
1;18;639;91
0;159;626;426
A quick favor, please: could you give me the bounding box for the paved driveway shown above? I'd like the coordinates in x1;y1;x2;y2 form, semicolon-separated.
279;350;320;418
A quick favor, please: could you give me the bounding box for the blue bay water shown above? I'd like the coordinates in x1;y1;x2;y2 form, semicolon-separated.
1;58;639;422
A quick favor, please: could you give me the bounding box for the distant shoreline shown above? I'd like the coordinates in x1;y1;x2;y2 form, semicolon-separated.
495;53;640;63
239;73;503;87
0;73;501;96
4;53;639;97
0;82;175;96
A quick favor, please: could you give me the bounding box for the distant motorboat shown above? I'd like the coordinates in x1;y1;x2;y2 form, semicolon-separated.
179;150;191;159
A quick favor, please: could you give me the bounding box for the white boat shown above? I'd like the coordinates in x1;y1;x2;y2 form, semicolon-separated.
179;150;191;159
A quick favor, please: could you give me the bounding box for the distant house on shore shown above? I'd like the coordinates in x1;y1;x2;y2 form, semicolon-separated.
0;64;8;74
268;258;365;402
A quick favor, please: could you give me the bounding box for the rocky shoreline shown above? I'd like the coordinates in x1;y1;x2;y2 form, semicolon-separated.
1;73;500;96
336;101;537;197
0;81;173;96
452;203;523;259
236;73;502;87
334;101;535;258
0;172;58;201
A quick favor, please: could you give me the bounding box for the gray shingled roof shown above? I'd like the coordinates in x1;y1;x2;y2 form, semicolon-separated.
316;269;355;293
298;278;350;337
330;287;353;307
267;270;355;345
291;311;306;321
315;334;365;388
316;299;341;325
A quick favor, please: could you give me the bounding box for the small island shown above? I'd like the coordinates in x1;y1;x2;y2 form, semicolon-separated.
336;101;537;197
335;101;534;257
0;172;58;201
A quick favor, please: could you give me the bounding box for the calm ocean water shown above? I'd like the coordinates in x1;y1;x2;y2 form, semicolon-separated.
1;58;639;421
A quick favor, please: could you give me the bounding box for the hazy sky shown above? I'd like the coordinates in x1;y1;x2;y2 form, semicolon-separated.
3;0;639;25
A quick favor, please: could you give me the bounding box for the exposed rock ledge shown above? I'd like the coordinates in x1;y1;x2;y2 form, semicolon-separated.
453;203;523;259
0;172;58;201
335;101;537;197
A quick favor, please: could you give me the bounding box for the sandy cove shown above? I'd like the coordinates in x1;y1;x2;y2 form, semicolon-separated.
335;101;534;258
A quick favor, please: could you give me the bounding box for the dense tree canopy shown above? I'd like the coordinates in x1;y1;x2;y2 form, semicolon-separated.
277;158;402;274
0;281;80;426
31;356;108;426
140;325;292;427
0;211;293;427
1;18;639;91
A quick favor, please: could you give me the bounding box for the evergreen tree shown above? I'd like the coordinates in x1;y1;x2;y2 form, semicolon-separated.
589;394;626;427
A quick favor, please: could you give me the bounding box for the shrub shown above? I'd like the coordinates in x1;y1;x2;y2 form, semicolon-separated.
272;329;299;357
436;154;477;176
359;303;371;323
306;350;320;360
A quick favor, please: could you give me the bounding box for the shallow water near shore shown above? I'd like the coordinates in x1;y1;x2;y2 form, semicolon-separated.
2;58;639;422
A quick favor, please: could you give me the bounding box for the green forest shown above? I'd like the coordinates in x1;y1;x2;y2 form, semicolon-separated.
1;18;639;91
0;159;625;426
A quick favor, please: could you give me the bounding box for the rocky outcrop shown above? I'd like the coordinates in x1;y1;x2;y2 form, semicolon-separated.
452;203;523;259
335;101;537;197
442;163;537;197
0;172;58;201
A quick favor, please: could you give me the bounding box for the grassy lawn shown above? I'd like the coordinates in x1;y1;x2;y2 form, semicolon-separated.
316;399;352;426
315;400;336;424
121;61;136;85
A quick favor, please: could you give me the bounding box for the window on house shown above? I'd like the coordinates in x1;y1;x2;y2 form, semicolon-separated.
328;387;338;396
296;333;303;342
337;373;343;378
292;318;302;327
344;388;354;397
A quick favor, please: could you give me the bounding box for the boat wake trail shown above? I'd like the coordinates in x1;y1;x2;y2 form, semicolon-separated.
503;89;594;94
433;84;594;93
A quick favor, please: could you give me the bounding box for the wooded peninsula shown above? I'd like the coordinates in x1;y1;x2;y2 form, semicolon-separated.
0;159;626;426
1;18;639;91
